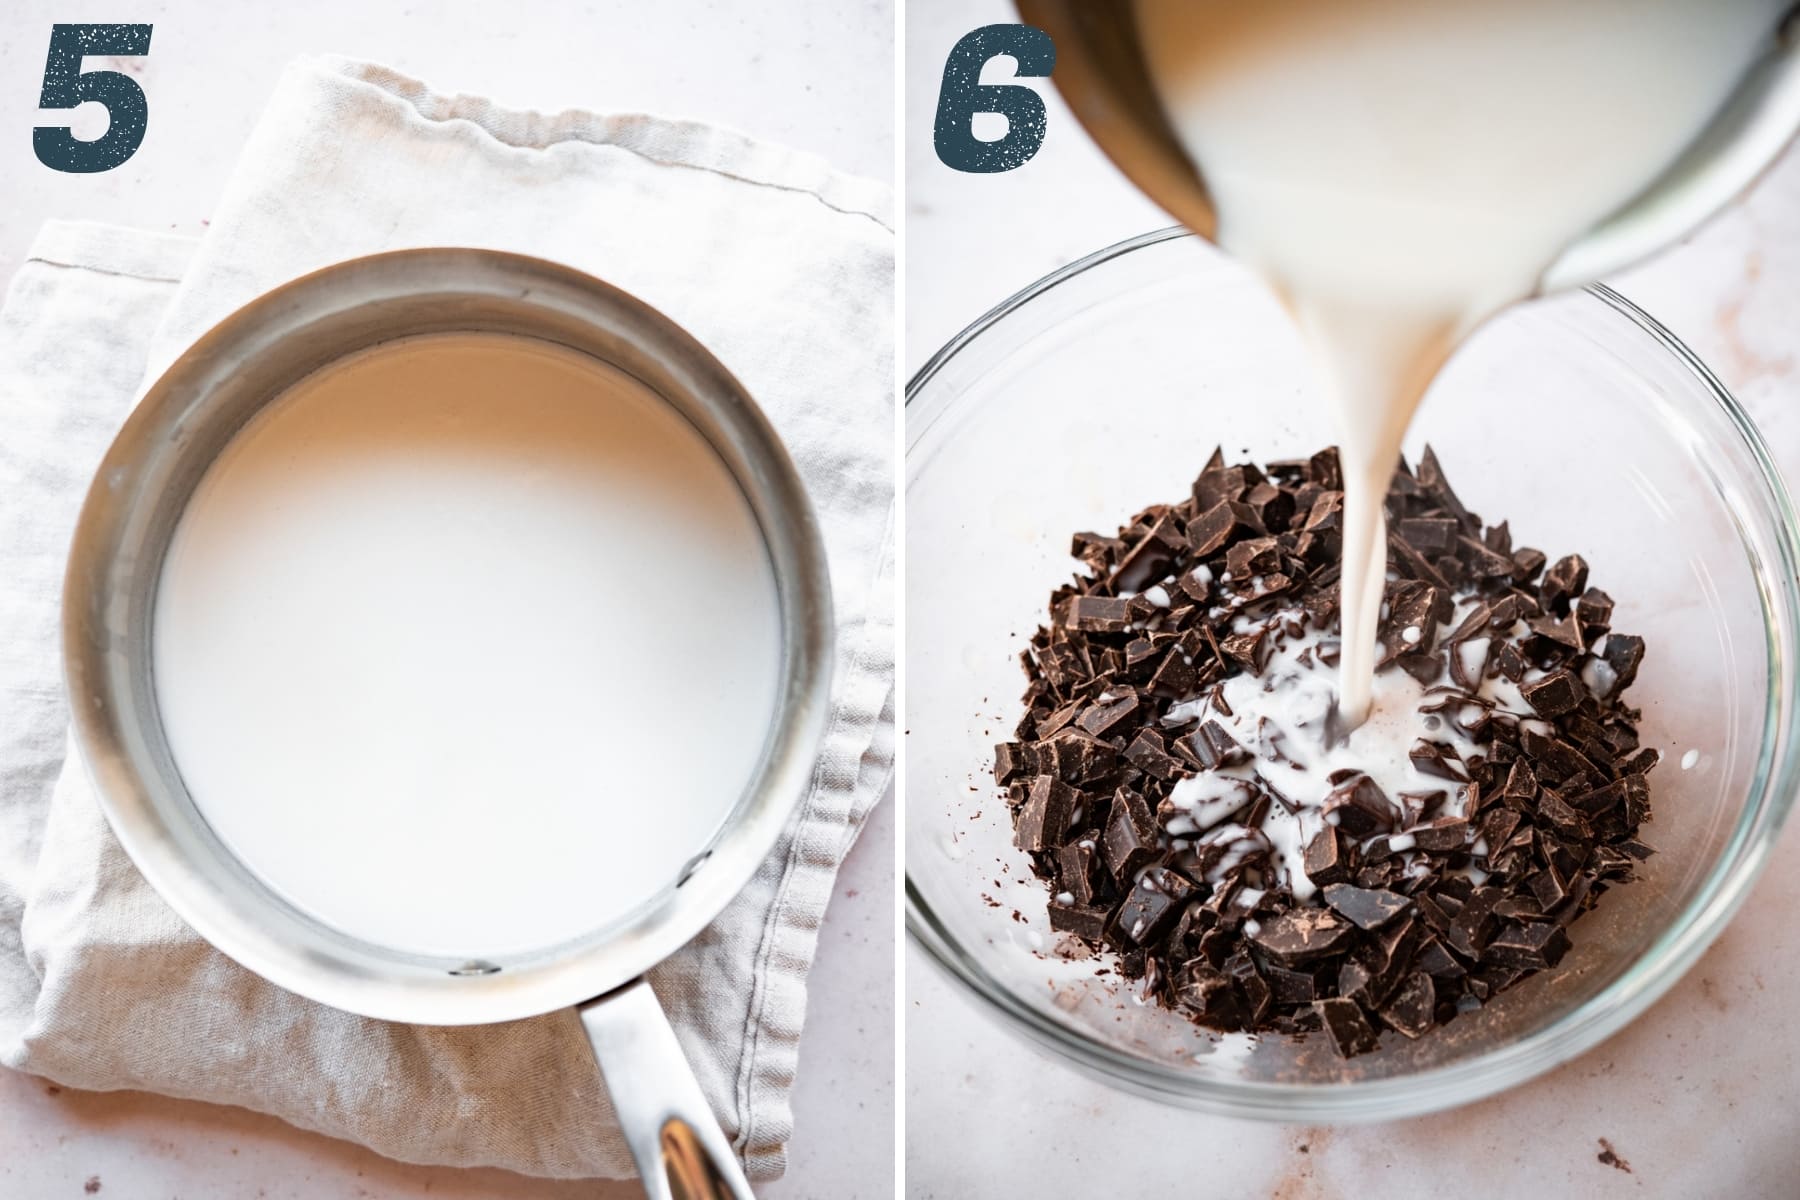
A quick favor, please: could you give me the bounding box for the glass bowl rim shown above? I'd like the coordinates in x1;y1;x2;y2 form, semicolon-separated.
904;225;1800;1120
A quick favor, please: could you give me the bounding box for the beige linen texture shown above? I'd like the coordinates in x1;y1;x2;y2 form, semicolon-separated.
0;58;893;1182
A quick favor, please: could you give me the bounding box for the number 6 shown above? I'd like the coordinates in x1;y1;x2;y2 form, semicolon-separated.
34;23;154;174
933;24;1056;174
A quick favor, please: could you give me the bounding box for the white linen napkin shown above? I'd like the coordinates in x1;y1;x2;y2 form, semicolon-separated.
0;56;893;1182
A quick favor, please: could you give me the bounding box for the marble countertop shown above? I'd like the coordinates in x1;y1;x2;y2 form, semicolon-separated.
0;0;894;286
906;1;1800;1196
0;1;893;1196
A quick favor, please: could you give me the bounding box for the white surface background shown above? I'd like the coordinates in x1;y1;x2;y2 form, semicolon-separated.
0;2;894;1197
907;1;1800;1197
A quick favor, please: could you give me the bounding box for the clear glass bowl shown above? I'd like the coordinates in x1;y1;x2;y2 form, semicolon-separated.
905;228;1800;1121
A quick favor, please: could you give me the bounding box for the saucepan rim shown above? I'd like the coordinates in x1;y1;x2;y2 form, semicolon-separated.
63;247;835;1025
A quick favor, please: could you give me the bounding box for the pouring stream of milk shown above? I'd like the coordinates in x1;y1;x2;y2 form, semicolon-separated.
1134;0;1785;726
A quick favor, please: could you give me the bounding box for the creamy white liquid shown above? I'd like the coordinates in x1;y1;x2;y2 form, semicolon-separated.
1160;594;1548;900
153;333;781;958
1135;0;1784;724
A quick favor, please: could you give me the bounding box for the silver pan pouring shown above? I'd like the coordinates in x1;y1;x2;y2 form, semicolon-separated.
62;248;834;1200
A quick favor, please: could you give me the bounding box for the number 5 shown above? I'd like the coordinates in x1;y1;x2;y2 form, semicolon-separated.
34;24;154;174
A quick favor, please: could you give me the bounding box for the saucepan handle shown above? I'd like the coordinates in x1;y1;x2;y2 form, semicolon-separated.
577;977;755;1200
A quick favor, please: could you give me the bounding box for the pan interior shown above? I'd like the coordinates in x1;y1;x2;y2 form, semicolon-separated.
150;331;783;960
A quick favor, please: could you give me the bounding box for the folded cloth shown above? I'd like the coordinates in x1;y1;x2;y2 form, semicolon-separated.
0;56;893;1182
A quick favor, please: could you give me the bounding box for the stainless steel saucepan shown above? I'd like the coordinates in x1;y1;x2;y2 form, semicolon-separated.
62;249;834;1200
1019;0;1800;294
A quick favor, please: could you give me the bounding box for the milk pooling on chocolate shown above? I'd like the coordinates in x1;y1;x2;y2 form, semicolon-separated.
1160;608;1464;901
1134;0;1784;726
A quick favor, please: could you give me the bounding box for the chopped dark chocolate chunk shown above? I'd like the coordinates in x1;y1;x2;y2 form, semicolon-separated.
1099;792;1154;874
1379;972;1438;1039
1503;758;1539;804
1110;867;1196;946
1078;693;1141;738
1599;633;1645;694
1358;916;1425;1003
1188;500;1261;557
1220;628;1273;674
1124;728;1183;781
1414;937;1466;979
1415;447;1474;528
1055;841;1099;906
1458;536;1515;579
1307;447;1343;490
1226;949;1275;1025
1192;719;1250;770
1315;996;1381;1057
1147;649;1199;699
1111;532;1177;594
1303;490;1344;534
994;742;1026;784
1537;789;1593;840
1192;457;1252;512
1445;888;1500;959
1000;446;1657;1059
1491;638;1527;681
1397;517;1456;553
1571;773;1646;816
1323;773;1397;837
1541;554;1590;616
1322;883;1412;930
1575;587;1614;633
1337;957;1377;1007
1478;807;1522;851
1177;962;1244;1027
1520;668;1583;717
1243;482;1296;532
1225;535;1282;580
1261;961;1319;1006
1048;900;1110;941
1249;908;1354;966
1409;739;1468;782
1396;789;1444;828
1483;921;1571;970
1043;728;1116;783
1071;530;1126;571
1014;776;1075;852
1511;546;1547;583
1527;868;1568;912
1063;595;1132;633
1408;817;1470;853
1302;826;1356;888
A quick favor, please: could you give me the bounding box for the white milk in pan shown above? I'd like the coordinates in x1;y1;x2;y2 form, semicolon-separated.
152;333;782;959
